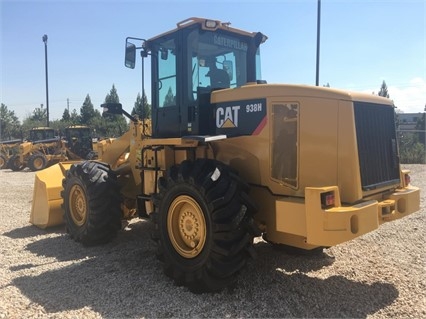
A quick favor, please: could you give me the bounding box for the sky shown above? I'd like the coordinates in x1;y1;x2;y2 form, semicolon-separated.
1;0;425;122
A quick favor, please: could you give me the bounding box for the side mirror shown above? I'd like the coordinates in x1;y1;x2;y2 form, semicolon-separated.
125;41;136;69
223;60;233;81
101;103;137;122
101;103;123;115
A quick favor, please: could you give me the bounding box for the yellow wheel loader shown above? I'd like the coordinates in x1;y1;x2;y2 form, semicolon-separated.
30;18;420;293
9;126;95;171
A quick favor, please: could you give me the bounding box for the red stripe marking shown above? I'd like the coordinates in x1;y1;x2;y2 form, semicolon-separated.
252;116;267;135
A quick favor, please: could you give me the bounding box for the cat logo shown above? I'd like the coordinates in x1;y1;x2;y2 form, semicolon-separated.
216;105;240;128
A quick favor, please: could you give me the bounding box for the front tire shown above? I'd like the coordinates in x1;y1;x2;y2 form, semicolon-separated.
152;159;259;293
28;152;47;171
61;161;122;246
7;155;25;171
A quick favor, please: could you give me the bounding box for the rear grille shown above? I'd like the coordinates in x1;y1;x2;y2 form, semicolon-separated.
354;102;400;191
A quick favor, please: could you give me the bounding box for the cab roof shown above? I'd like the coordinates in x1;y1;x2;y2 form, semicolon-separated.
147;17;267;42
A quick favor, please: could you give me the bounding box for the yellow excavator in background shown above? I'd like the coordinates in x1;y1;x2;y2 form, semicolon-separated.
30;17;420;293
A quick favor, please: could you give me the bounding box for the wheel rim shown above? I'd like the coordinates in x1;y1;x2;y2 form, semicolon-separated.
69;184;87;226
167;195;206;259
33;157;44;169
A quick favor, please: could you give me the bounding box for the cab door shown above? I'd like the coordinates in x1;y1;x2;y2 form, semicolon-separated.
151;35;181;138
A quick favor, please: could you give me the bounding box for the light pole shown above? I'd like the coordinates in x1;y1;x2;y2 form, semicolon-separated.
315;0;321;86
42;34;50;127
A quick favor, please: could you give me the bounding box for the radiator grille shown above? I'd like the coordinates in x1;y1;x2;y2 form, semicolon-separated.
354;102;400;191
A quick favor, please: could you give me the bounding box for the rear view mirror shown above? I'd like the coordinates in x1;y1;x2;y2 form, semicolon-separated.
101;103;123;115
125;42;136;69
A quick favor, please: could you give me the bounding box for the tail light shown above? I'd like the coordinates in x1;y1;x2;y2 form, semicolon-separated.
404;174;411;186
321;191;335;209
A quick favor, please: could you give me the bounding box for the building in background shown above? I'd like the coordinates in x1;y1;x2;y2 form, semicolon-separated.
397;113;424;131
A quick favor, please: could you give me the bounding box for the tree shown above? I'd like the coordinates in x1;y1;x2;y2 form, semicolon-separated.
99;84;128;137
31;105;48;123
0;103;21;140
397;112;426;164
61;108;71;122
131;91;151;119
21;105;49;136
80;94;100;125
415;112;425;145
104;84;120;103
48;119;68;135
163;87;175;107
378;80;390;98
399;132;425;164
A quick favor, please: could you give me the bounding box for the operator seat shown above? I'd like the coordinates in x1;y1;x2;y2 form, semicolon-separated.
208;68;230;89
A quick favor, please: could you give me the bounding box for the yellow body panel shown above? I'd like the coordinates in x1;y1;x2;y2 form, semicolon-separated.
265;185;420;249
212;84;392;201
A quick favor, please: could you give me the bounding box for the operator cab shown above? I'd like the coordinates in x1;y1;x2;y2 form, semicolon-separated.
28;128;55;142
64;126;93;159
125;18;266;138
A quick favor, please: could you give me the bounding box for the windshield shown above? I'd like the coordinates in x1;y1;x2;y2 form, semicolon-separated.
29;129;55;141
186;29;261;100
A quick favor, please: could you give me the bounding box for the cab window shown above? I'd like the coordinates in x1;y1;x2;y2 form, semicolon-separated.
187;29;249;101
156;39;177;108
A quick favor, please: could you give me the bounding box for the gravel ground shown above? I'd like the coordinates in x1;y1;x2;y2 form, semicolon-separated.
0;165;424;318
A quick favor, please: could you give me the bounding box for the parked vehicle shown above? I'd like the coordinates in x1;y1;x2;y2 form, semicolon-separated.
30;18;420;293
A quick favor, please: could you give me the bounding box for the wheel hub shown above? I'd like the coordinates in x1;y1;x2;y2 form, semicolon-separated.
34;157;43;169
69;184;87;226
168;195;206;258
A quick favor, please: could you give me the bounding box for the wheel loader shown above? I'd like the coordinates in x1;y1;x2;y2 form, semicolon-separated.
0;138;21;169
30;17;420;293
8;126;95;171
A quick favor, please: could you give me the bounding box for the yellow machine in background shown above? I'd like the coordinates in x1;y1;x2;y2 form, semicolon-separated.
8;126;95;171
31;119;149;228
0;138;21;169
30;18;420;293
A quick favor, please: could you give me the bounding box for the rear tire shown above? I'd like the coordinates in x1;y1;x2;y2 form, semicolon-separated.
28;152;48;171
61;161;122;246
152;159;259;293
7;155;25;171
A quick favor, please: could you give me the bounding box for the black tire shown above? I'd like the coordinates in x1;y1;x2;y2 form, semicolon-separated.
7;155;25;171
28;152;48;171
152;159;259;293
61;161;122;246
0;154;7;169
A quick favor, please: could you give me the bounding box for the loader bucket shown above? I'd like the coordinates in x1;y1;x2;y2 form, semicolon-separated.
30;162;76;228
